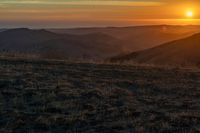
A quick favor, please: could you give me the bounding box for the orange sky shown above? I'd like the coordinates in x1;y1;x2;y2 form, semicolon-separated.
0;0;200;28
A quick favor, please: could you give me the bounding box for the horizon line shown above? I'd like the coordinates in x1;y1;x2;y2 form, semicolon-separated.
1;24;200;30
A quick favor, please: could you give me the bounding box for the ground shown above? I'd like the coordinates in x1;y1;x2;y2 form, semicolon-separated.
0;58;200;133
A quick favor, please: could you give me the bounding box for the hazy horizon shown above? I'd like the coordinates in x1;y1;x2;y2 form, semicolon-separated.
1;23;200;29
1;0;200;28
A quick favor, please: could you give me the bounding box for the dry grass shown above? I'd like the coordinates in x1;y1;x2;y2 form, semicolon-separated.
0;58;200;133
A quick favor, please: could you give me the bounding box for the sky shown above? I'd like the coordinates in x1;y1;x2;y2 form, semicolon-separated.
0;0;200;28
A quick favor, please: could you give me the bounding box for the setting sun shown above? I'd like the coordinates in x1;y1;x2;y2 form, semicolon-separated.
186;11;193;18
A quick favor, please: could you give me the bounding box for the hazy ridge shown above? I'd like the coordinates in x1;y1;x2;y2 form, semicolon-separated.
110;32;200;66
1;25;200;65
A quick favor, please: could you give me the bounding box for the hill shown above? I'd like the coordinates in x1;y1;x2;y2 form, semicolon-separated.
49;25;200;52
0;28;123;59
2;26;200;61
110;32;200;66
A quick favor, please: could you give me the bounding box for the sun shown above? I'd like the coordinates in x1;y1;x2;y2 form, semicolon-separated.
186;11;193;18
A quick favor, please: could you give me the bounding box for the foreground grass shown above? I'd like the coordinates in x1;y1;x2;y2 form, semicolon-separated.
0;58;200;133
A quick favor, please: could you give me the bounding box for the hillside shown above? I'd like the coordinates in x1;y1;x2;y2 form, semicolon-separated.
0;28;123;59
110;32;200;66
1;26;200;61
49;25;200;52
0;57;200;132
1;26;200;60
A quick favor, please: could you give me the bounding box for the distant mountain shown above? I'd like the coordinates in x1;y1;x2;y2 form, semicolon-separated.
110;32;200;66
0;28;123;59
49;25;200;52
1;26;200;61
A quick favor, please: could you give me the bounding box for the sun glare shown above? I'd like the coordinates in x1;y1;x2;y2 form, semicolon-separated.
186;10;193;18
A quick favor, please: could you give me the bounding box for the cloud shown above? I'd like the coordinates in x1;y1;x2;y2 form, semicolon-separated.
0;0;163;7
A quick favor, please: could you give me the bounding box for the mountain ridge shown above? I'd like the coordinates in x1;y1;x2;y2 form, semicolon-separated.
110;32;200;66
49;25;200;52
0;28;123;59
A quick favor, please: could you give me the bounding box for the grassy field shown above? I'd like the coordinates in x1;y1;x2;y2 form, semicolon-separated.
0;58;200;133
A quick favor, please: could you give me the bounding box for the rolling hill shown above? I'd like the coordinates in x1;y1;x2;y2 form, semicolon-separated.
1;26;200;61
0;28;123;59
110;32;200;66
49;25;200;52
